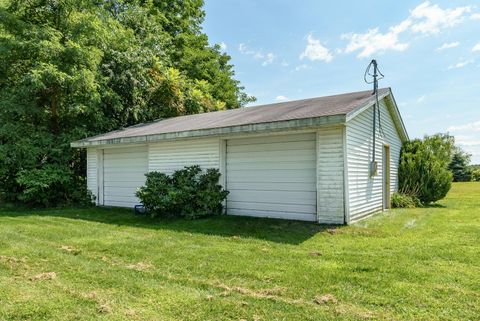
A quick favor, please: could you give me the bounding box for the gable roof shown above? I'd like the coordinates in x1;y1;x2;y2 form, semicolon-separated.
72;88;407;147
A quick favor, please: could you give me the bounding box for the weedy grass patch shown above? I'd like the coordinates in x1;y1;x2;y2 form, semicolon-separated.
0;183;479;320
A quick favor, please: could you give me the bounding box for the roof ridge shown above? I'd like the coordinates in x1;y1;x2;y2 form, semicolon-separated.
72;88;394;147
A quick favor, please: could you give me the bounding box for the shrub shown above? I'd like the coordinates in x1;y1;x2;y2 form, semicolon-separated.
391;192;420;208
15;164;94;207
136;166;229;219
472;169;480;182
398;134;453;205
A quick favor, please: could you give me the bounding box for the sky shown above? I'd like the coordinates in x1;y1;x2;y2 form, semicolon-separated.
202;0;480;163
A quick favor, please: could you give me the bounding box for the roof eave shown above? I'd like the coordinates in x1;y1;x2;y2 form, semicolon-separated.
384;91;409;142
345;88;409;142
71;114;346;148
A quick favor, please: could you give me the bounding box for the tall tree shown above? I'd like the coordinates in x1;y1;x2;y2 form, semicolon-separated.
0;0;254;205
449;149;472;182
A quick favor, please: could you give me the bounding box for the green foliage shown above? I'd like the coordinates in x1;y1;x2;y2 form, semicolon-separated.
391;192;420;208
1;183;480;320
136;166;229;219
15;164;94;207
0;0;252;205
448;149;472;182
422;133;455;165
472;169;480;182
398;134;453;204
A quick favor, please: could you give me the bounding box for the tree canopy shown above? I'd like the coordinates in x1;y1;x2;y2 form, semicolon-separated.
448;148;472;182
0;0;254;205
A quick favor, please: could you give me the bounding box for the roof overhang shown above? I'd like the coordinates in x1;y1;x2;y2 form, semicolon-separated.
71;88;409;148
71;114;346;148
384;91;410;142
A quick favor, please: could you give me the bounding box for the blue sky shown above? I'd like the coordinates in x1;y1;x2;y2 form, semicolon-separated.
202;0;480;163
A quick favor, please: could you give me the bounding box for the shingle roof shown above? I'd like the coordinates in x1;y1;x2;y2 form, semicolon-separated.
72;88;392;146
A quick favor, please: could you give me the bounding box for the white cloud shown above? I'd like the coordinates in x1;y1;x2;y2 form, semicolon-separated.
416;95;426;103
238;43;254;55
219;42;227;51
238;43;276;66
448;120;480;163
275;95;289;102
294;64;308;72
342;26;409;58
473;43;480;52
436;42;460;51
262;53;275;66
448;120;480;132
471;13;480;20
299;34;333;62
409;2;471;35
455;135;480;146
238;43;247;54
342;2;471;58
448;59;474;69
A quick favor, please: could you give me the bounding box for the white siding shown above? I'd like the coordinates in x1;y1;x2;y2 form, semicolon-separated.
346;99;403;222
316;127;345;224
148;138;220;174
86;148;97;201
103;146;148;207
226;133;317;221
86;98;405;223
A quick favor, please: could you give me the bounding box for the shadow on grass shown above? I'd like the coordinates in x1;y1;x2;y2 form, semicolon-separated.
0;206;341;245
422;203;446;208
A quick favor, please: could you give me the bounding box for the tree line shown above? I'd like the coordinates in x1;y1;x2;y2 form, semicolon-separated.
0;0;254;206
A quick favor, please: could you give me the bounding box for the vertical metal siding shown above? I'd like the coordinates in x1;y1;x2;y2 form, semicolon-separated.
346;99;403;221
316;127;345;224
86;148;97;201
148;138;220;174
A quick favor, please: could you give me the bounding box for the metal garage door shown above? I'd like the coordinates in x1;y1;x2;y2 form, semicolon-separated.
226;133;317;221
103;146;148;207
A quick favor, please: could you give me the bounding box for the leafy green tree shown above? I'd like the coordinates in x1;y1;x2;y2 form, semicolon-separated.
0;0;253;205
423;133;455;165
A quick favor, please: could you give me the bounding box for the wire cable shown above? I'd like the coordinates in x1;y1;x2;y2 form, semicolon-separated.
364;60;385;167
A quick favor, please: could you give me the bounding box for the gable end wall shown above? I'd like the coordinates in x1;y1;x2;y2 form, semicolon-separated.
346;98;403;222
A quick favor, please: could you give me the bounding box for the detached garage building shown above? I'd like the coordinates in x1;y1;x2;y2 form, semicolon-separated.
72;88;408;224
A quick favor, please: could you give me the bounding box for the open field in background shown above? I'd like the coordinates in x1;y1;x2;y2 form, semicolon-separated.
0;183;479;320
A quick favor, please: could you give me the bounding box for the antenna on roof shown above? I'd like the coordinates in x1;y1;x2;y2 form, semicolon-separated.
364;59;385;177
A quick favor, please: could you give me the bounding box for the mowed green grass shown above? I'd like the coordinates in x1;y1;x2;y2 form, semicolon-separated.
0;183;479;320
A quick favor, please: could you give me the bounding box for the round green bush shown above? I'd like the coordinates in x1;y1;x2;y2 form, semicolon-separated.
398;136;453;205
136;165;229;219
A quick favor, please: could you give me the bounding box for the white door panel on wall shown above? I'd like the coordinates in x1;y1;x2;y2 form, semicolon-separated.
102;146;148;207
226;133;317;221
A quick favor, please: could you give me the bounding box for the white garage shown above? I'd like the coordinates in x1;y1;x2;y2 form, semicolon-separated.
73;88;409;224
226;133;317;221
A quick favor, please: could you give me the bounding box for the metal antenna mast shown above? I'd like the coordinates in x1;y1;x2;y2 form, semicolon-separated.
364;59;384;176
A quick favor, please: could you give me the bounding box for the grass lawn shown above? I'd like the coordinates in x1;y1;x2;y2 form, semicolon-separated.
0;183;479;320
